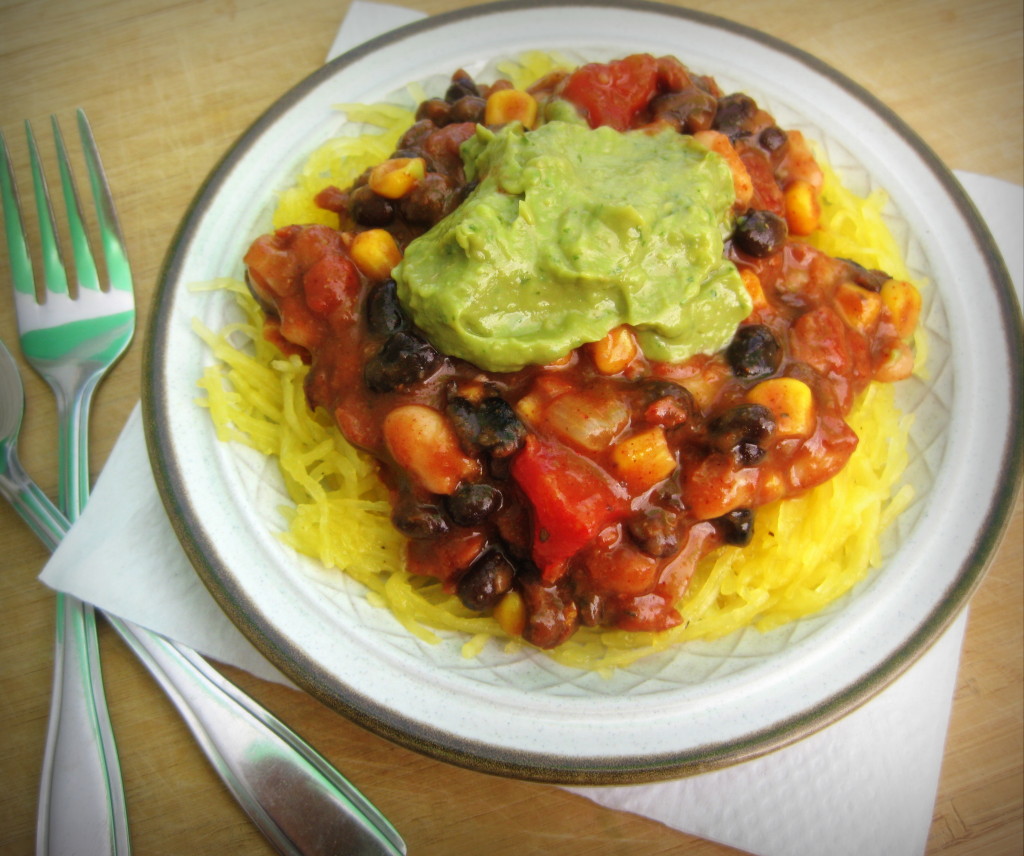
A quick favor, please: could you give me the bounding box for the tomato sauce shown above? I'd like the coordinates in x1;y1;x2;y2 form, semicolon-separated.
243;55;920;649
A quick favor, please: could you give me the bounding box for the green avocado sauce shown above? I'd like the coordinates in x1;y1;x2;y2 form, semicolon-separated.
392;117;749;372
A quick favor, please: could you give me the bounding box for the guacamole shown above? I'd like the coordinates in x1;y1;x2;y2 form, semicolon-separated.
393;119;749;372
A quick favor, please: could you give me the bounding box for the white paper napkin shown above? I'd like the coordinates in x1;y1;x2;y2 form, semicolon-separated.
38;4;1024;854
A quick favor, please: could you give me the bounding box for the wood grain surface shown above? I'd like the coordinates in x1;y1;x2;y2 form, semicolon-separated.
0;1;1020;854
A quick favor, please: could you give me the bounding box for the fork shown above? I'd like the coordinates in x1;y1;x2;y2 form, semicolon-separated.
5;112;135;517
1;111;132;856
1;116;407;855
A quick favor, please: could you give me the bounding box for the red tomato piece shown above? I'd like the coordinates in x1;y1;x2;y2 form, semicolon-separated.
302;253;360;318
790;306;850;378
582;541;659;596
560;53;659;131
289;223;347;268
790;306;860;410
681;453;760;521
510;435;629;580
740;148;786;215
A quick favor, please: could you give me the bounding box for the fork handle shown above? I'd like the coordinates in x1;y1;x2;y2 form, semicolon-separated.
38;384;132;855
55;375;97;518
38;594;132;856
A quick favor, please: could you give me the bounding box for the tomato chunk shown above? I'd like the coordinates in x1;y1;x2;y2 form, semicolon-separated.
302;253;360;318
511;435;628;580
560;54;659;131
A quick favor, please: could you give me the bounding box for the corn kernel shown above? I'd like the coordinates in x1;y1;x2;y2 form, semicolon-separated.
880;279;922;339
515;375;572;425
368;157;426;199
747;377;816;438
514;393;542;425
784;179;820;235
834;282;882;334
610;426;677;493
493;589;526;637
587;326;638;374
485;89;539;129
349;229;401;280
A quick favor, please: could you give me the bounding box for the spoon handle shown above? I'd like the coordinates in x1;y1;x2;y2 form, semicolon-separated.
0;445;64;552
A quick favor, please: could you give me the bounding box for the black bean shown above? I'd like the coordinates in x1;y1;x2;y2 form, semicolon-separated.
446;395;481;449
626;507;681;558
364;331;440;392
839;258;890;292
640;379;690;402
446;482;502;526
449;95;486;124
733;441;767;467
475;397;526;458
733;209;788;258
457;550;515;611
649;88;717;132
444;393;524;460
365;279;408;337
397;119;436;150
392;499;449;539
759;125;788;153
445;394;526;459
716;508;755;546
727;324;782;379
713;93;757;140
390;147;426;161
520;578;579;649
639;379;695;427
445;71;479;103
415;98;451;125
399;172;459;227
348;185;395;228
708;403;776;455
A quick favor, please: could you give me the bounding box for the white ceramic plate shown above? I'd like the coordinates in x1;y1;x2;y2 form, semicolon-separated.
144;1;1022;783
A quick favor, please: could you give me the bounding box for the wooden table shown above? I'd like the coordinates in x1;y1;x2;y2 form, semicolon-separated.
1;1;1020;853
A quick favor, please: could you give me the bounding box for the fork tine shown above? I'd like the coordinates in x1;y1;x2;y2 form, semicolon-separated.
51;115;100;294
25;120;71;299
0;131;36;302
76;110;132;292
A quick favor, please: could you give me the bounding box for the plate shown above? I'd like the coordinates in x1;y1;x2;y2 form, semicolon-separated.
143;0;1023;783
